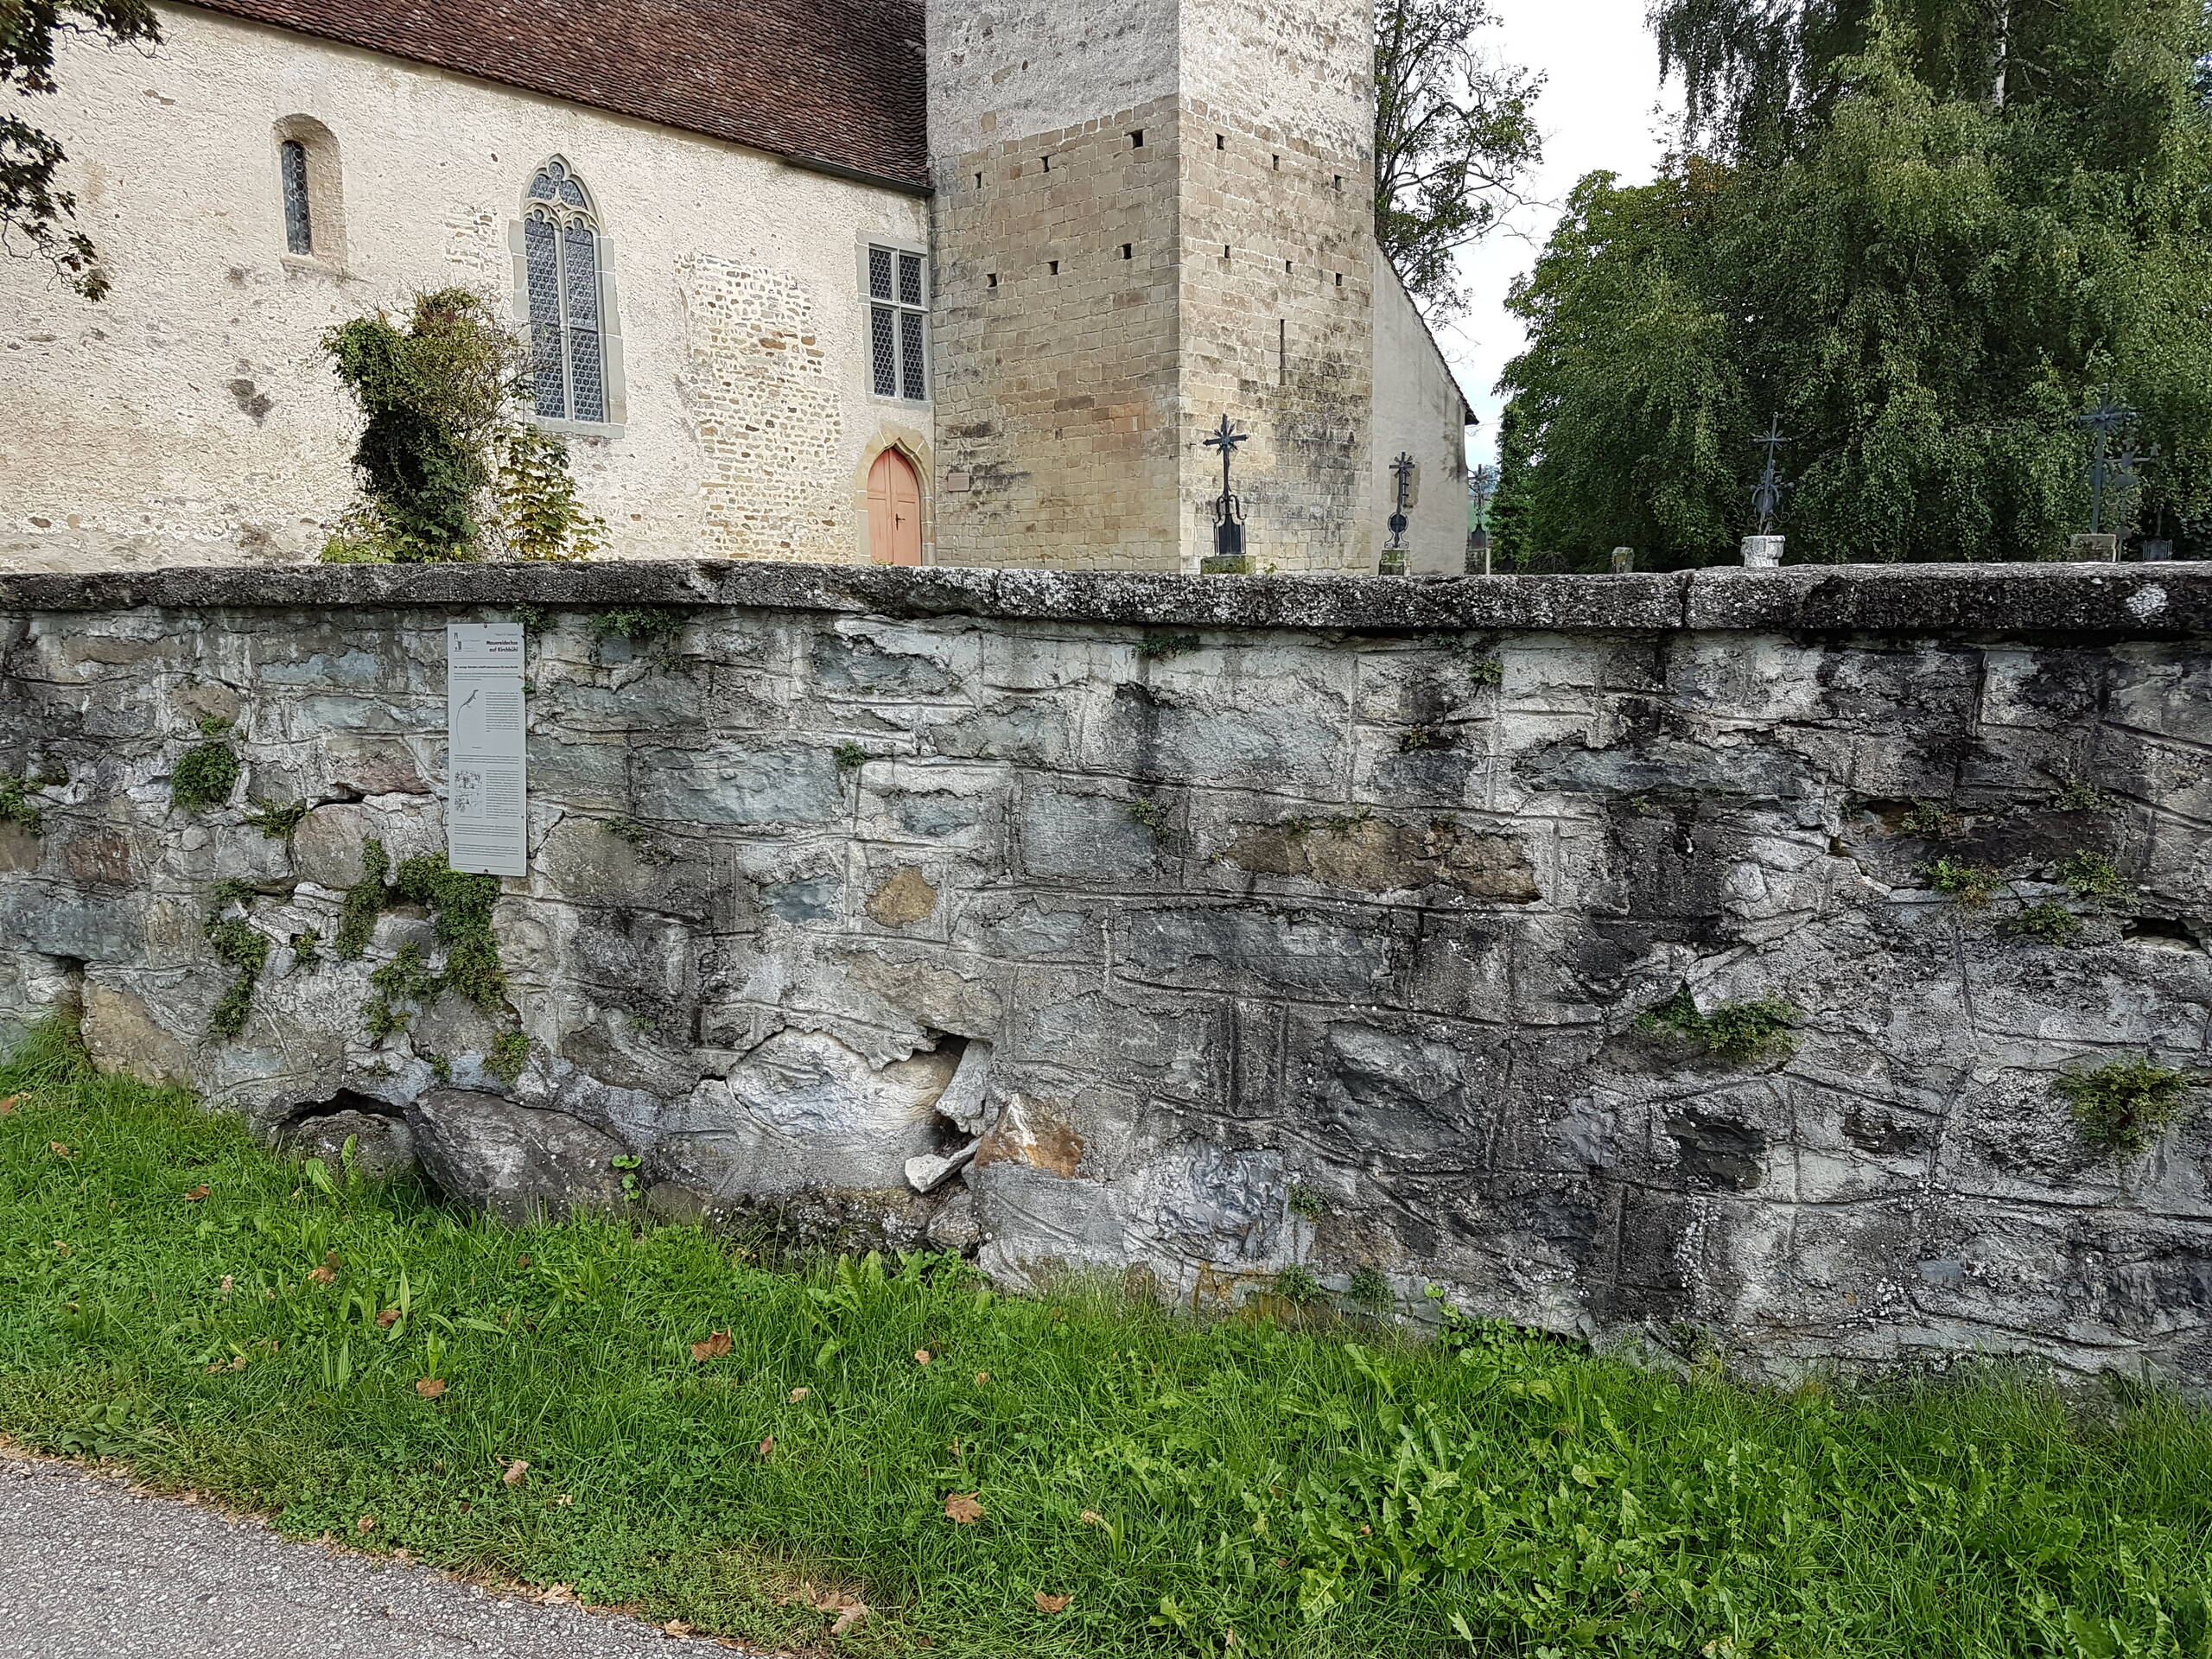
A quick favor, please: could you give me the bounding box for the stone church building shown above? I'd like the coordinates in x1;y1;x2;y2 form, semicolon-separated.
0;0;1475;575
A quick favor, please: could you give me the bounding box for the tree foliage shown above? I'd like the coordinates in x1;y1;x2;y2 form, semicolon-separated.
2;0;158;300
1374;0;1542;318
1494;0;2212;568
321;289;524;563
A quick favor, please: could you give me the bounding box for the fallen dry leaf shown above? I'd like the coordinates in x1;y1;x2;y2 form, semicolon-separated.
51;1241;69;1256
540;1583;577;1605
663;1620;696;1637
181;1185;209;1202
788;1387;811;1402
829;1603;869;1637
690;1331;732;1362
503;1459;529;1486
307;1265;335;1285
974;1371;990;1385
1079;1510;1103;1525
47;1142;70;1158
757;1436;775;1459
0;1095;16;1115
414;1378;446;1399
1033;1592;1071;1613
204;1356;247;1374
943;1492;984;1524
516;1255;531;1268
356;1515;376;1533
376;1309;399;1329
914;1349;932;1365
555;1493;574;1507
219;1275;233;1295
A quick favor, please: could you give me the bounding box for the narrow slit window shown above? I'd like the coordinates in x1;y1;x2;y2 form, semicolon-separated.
868;244;929;401
1130;130;1145;148
1121;243;1133;259
280;139;313;254
1048;259;1059;275
1278;318;1287;385
521;157;607;423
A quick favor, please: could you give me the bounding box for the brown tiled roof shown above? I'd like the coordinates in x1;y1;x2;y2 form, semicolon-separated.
185;0;929;191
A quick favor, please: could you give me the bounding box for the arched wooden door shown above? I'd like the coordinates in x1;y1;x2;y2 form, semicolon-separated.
866;448;924;565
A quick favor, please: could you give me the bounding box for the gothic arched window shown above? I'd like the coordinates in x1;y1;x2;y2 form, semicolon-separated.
522;158;607;423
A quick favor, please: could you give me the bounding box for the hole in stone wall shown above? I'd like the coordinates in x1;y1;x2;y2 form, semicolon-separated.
1122;243;1133;259
1130;130;1144;148
1271;154;1280;169
1048;259;1058;275
278;1088;404;1131
2126;915;2202;950
974;172;982;188
1216;133;1225;149
1334;271;1343;287
1041;154;1051;172
987;272;998;287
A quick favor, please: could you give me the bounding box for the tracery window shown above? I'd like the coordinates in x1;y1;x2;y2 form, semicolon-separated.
868;245;927;401
523;159;607;423
280;139;313;254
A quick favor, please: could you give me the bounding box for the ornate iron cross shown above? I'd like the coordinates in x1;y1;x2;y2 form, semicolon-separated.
1751;416;1789;534
1388;452;1415;550
2078;388;2138;534
1204;416;1249;557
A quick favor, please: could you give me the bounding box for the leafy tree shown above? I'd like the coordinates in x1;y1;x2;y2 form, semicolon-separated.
1496;0;2212;568
3;1;159;300
1374;0;1543;319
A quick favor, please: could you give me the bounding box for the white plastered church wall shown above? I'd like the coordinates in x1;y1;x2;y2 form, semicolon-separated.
0;3;931;570
1369;250;1473;575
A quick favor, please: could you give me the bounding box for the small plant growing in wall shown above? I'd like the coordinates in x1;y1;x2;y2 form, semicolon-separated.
1923;858;2001;909
486;1030;531;1088
2057;849;2128;906
1270;1265;1325;1308
0;774;45;836
2058;1057;2199;1157
1128;797;1168;836
242;798;309;840
1637;986;1799;1064
2052;778;2111;813
1465;655;1503;687
204;887;270;1039
171;720;241;814
1137;633;1200;660
1286;1183;1328;1222
1346;1266;1394;1319
833;741;869;772
2002;901;2082;945
1901;800;1967;839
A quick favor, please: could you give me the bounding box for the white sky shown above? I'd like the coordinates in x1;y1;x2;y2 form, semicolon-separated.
1436;0;1678;462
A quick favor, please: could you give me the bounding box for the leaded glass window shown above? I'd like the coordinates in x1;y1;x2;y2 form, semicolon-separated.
280;139;313;255
868;245;927;401
522;158;607;423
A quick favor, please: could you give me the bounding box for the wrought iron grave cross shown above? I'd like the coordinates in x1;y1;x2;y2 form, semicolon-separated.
1204;415;1249;558
1751;416;1789;534
1388;453;1415;551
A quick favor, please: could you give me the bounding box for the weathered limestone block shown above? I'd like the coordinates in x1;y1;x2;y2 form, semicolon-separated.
407;1089;629;1223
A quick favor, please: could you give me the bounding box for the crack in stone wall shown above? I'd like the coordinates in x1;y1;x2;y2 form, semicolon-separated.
0;561;2205;1382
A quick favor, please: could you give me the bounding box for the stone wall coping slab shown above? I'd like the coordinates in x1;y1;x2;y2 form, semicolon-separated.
0;558;2205;639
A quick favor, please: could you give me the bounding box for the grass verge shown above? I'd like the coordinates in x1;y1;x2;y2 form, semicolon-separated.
1;1024;2210;1656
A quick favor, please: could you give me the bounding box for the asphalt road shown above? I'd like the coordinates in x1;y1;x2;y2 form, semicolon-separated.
0;1451;746;1657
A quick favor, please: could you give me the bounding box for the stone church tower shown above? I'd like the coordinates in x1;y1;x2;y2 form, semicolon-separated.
925;0;1379;573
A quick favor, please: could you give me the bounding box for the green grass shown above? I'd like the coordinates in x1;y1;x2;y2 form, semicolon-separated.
3;1027;2212;1656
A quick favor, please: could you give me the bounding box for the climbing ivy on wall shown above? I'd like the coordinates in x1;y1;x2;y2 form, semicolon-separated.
319;289;607;564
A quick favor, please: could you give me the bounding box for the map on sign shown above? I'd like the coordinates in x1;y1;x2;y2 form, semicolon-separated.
445;622;527;877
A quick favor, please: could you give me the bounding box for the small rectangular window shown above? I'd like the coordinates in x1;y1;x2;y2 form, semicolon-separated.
1048;259;1059;276
1215;134;1224;149
987;272;998;288
867;245;927;402
280;139;313;255
1121;244;1133;259
1130;130;1145;148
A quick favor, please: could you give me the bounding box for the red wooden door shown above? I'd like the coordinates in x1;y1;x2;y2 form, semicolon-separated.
867;448;923;565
